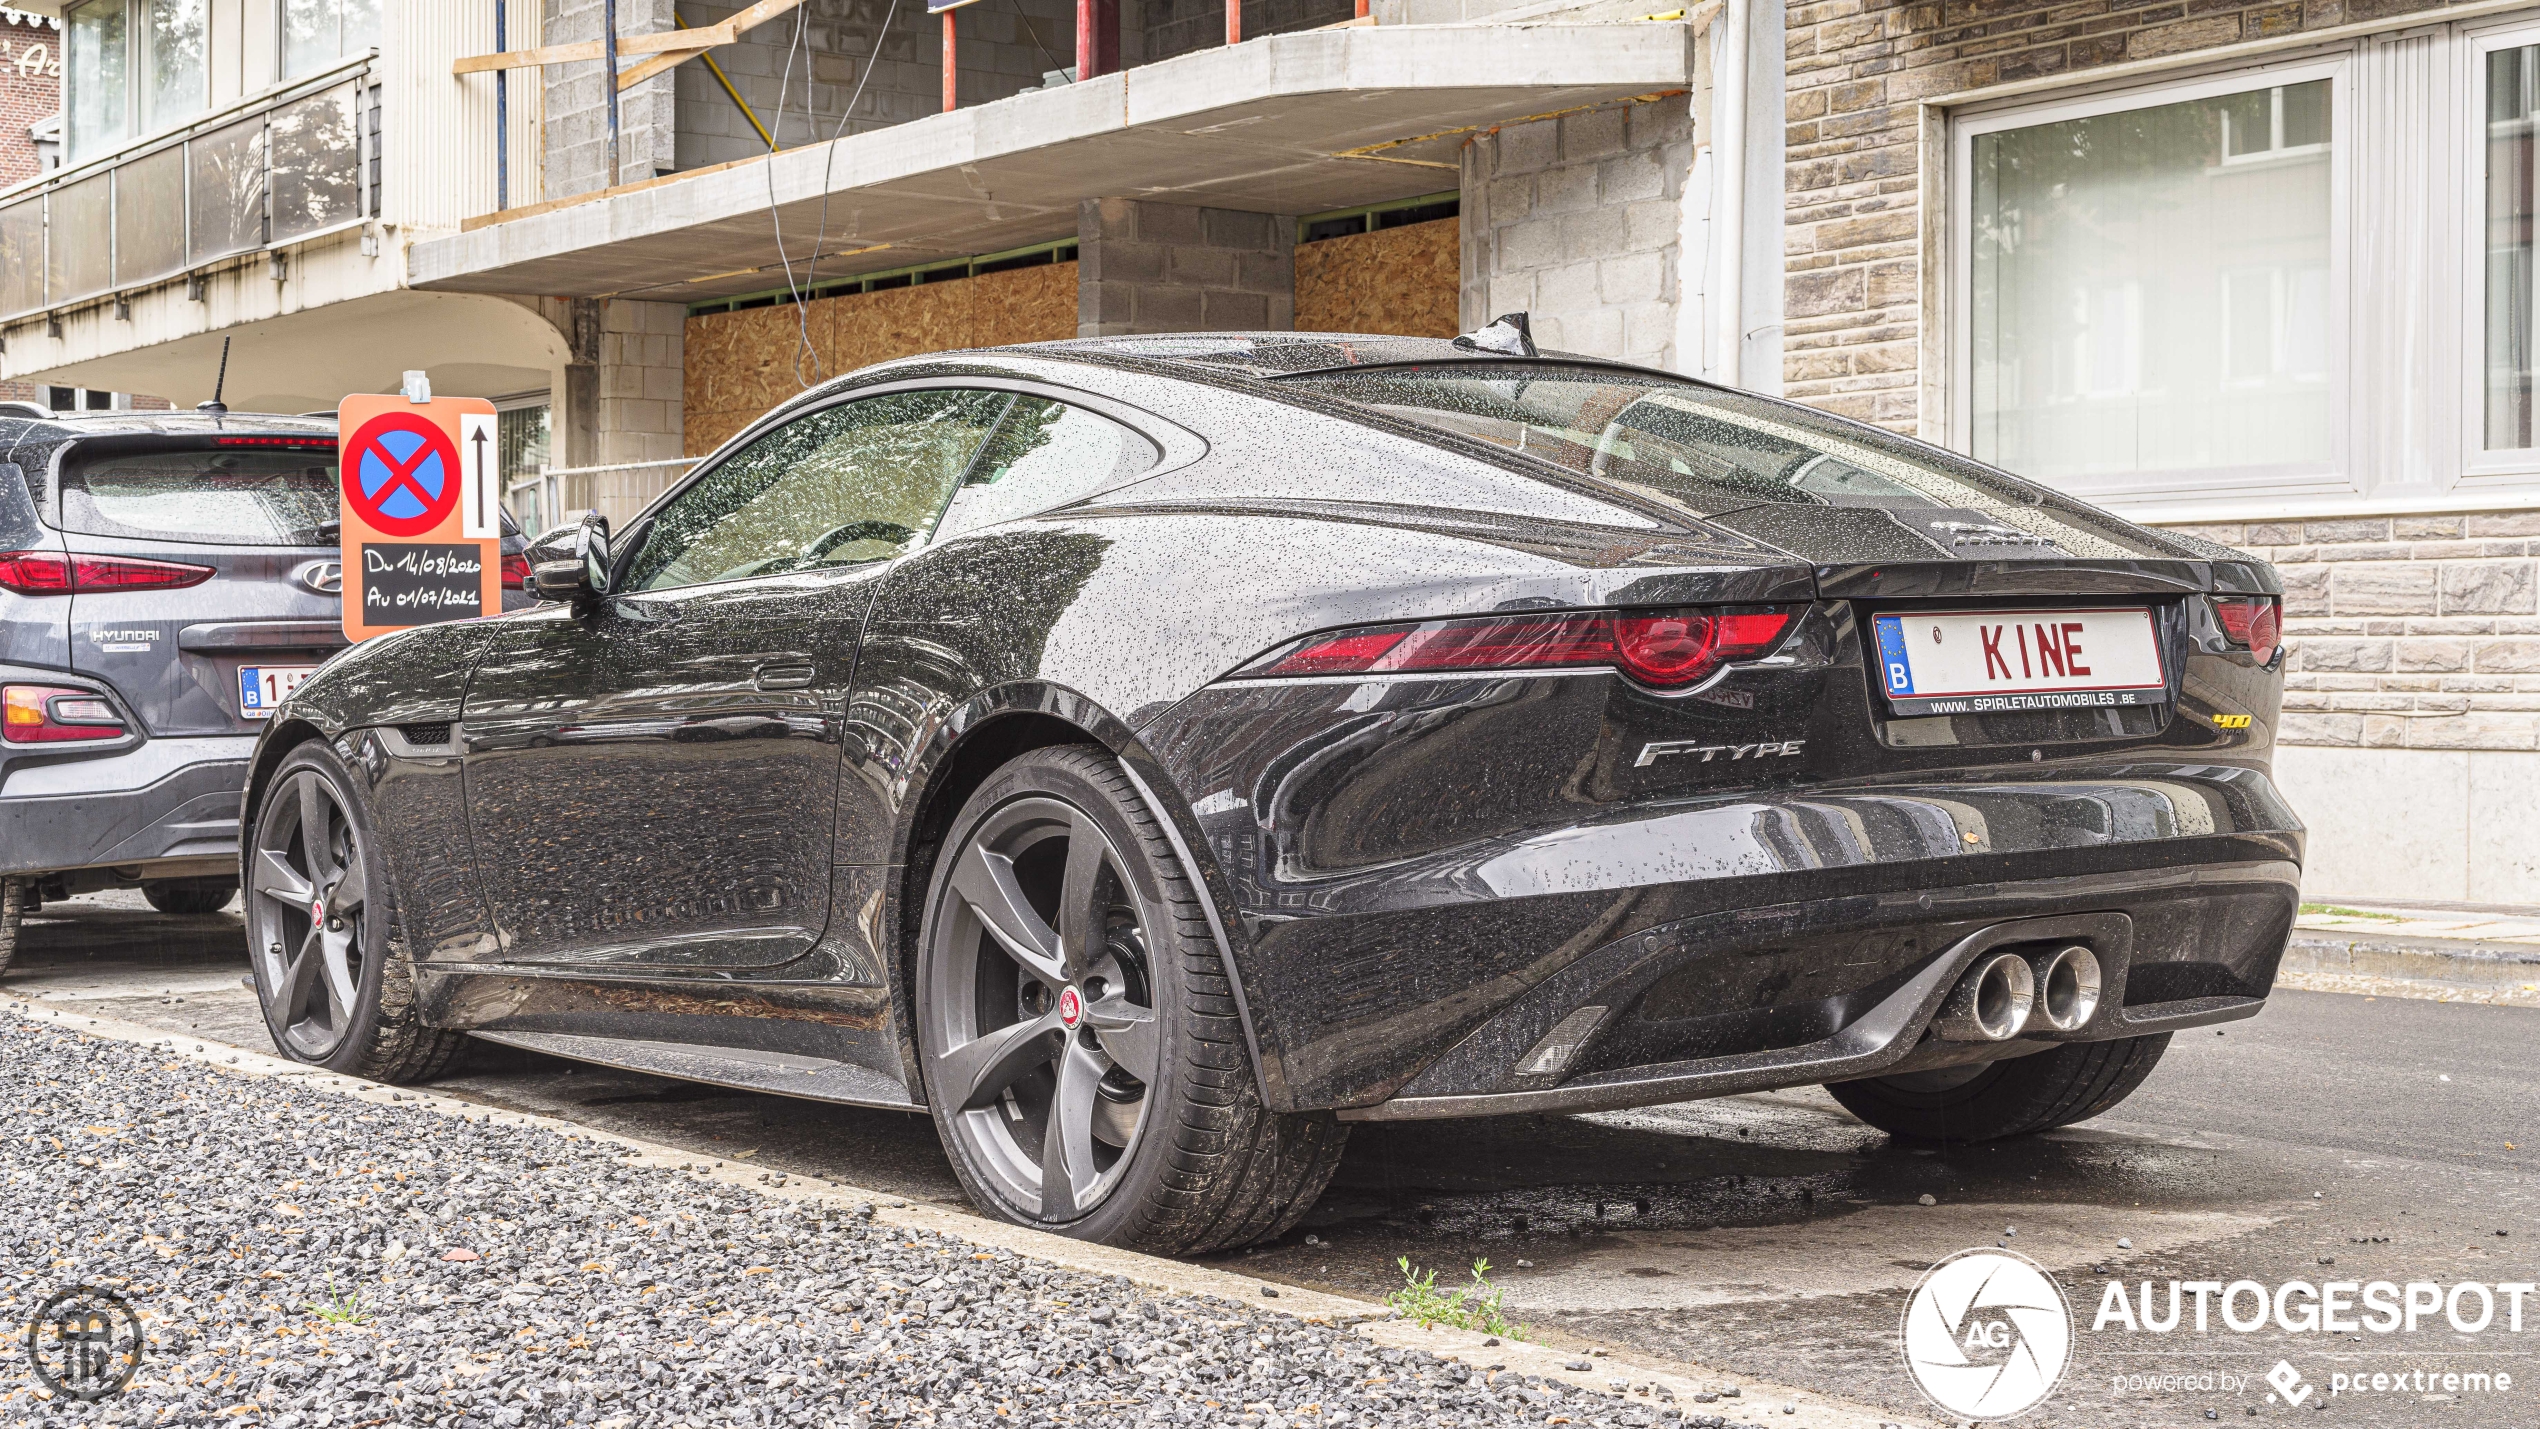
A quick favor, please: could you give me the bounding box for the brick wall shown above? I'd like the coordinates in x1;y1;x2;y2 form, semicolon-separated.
1459;96;1690;370
2163;516;2540;752
1779;0;2450;430
599;300;686;467
543;0;679;196
1077;199;1294;336
0;14;59;187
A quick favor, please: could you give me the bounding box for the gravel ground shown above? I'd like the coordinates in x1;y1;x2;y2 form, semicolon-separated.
0;1012;1737;1429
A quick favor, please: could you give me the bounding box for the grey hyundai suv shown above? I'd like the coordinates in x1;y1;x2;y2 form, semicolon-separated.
0;408;529;973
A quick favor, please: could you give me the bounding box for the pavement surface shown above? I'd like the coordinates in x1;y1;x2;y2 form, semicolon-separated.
11;891;2540;1427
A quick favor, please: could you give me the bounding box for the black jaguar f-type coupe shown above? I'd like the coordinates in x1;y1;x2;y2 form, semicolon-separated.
241;325;2297;1253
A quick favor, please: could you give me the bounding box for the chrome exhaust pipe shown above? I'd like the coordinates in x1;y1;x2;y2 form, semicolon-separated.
2027;944;2102;1032
1933;950;2036;1042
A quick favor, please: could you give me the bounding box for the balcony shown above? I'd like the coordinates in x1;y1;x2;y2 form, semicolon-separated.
0;52;380;323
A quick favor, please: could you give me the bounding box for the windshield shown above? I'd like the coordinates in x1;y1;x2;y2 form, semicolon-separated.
1280;365;2063;514
58;447;339;546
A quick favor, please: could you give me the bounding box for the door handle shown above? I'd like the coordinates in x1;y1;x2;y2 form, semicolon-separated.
754;663;816;691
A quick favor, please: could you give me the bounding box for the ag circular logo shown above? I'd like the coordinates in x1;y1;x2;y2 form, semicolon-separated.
1901;1249;2071;1421
25;1284;144;1401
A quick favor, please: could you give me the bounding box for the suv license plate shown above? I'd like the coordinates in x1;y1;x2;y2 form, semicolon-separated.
1872;608;2165;716
239;665;317;719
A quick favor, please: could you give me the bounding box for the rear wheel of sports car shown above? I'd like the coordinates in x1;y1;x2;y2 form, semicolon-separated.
916;745;1346;1254
1826;1034;2172;1144
244;741;465;1081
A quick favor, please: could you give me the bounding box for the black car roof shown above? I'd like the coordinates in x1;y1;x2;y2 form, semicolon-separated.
6;410;337;441
1012;331;1675;383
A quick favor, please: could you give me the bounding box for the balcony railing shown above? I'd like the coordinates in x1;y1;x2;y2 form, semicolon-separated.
0;52;380;323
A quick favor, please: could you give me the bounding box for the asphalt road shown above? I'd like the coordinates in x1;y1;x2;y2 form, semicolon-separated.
14;890;2537;1427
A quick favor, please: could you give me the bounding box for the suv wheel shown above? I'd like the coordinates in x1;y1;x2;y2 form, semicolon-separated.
0;877;27;979
1827;1034;2172;1144
243;741;464;1081
915;745;1346;1254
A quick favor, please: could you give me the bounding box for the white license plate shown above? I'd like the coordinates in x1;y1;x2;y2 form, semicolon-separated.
238;665;316;719
1871;608;2166;715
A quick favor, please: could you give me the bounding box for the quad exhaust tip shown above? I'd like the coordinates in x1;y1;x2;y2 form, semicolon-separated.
2028;944;2102;1032
1934;950;2036;1042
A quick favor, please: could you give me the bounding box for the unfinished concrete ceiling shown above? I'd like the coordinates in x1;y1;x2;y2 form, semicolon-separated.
406;22;1694;304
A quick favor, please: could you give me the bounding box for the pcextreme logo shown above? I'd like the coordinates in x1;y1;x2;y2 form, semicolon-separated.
1901;1249;2073;1420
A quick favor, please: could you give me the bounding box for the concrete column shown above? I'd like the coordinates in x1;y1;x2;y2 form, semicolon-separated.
548;296;682;469
1077;198;1295;337
542;0;678;198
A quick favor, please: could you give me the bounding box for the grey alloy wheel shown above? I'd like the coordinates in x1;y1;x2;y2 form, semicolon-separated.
245;766;376;1060
920;793;1162;1224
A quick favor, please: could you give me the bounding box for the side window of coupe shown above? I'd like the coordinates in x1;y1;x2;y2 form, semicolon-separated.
620;390;1008;592
933;397;1160;542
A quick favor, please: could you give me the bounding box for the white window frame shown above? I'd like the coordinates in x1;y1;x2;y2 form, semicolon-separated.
2459;15;2540;486
1949;56;2356;510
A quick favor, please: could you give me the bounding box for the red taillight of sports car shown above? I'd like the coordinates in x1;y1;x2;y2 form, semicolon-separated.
1237;607;1799;690
0;550;215;595
2;685;125;743
2213;596;2281;665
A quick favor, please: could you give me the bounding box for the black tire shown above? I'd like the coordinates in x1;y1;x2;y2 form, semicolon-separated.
914;744;1347;1254
1826;1034;2172;1144
0;877;26;980
143;878;238;915
242;740;466;1082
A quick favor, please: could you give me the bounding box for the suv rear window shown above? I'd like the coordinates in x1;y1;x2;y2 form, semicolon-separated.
58;447;338;546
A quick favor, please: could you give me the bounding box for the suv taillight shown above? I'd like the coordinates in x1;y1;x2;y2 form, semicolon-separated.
2;685;125;743
500;553;531;590
1235;607;1799;690
2214;597;2281;665
0;551;215;595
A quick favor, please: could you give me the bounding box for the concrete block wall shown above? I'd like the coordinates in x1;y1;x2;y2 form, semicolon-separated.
1077;199;1294;336
598;300;687;467
1459;97;1690;370
1138;0;1354;65
542;0;680;197
674;0;1078;172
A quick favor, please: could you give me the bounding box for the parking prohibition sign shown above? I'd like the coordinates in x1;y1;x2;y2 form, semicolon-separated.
344;412;463;538
336;391;501;644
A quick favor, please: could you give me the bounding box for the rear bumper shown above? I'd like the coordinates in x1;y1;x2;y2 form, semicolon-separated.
1339;864;2292;1120
0;735;257;878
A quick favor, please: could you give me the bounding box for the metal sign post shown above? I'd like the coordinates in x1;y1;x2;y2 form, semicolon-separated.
336;385;503;644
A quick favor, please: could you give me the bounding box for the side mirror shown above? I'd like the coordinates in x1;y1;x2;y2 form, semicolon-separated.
528;513;611;602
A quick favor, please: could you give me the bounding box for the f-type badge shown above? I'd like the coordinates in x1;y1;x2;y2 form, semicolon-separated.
1635;738;1805;768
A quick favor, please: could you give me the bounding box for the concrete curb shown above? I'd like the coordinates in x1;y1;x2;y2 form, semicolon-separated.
3;995;1929;1429
2284;932;2540;993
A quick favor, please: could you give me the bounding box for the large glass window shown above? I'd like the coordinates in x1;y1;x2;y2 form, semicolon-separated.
622;391;1009;592
934;398;1158;541
142;0;206;131
1965;77;2335;491
65;1;129;163
285;0;379;79
2488;45;2540;451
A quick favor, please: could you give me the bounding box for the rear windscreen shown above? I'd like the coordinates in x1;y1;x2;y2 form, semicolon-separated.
57;448;339;546
1276;363;2150;556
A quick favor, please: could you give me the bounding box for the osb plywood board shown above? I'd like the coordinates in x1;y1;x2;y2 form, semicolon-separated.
1294;218;1460;338
684;262;1081;455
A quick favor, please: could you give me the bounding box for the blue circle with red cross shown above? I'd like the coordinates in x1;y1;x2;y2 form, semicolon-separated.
342;411;462;539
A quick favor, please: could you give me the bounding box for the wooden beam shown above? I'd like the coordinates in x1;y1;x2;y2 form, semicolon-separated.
454;0;808;77
618;46;709;88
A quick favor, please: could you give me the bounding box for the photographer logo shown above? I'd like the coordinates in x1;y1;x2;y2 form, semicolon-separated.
1903;1249;2072;1420
25;1284;143;1401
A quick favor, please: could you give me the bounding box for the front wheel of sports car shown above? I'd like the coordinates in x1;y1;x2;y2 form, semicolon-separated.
916;745;1347;1254
1826;1033;2172;1144
243;741;466;1082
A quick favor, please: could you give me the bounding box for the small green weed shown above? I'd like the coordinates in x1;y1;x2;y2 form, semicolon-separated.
2299;903;2403;922
1385;1255;1524;1338
304;1277;369;1326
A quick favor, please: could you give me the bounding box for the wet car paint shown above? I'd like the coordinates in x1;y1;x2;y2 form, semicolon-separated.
242;335;2297;1121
